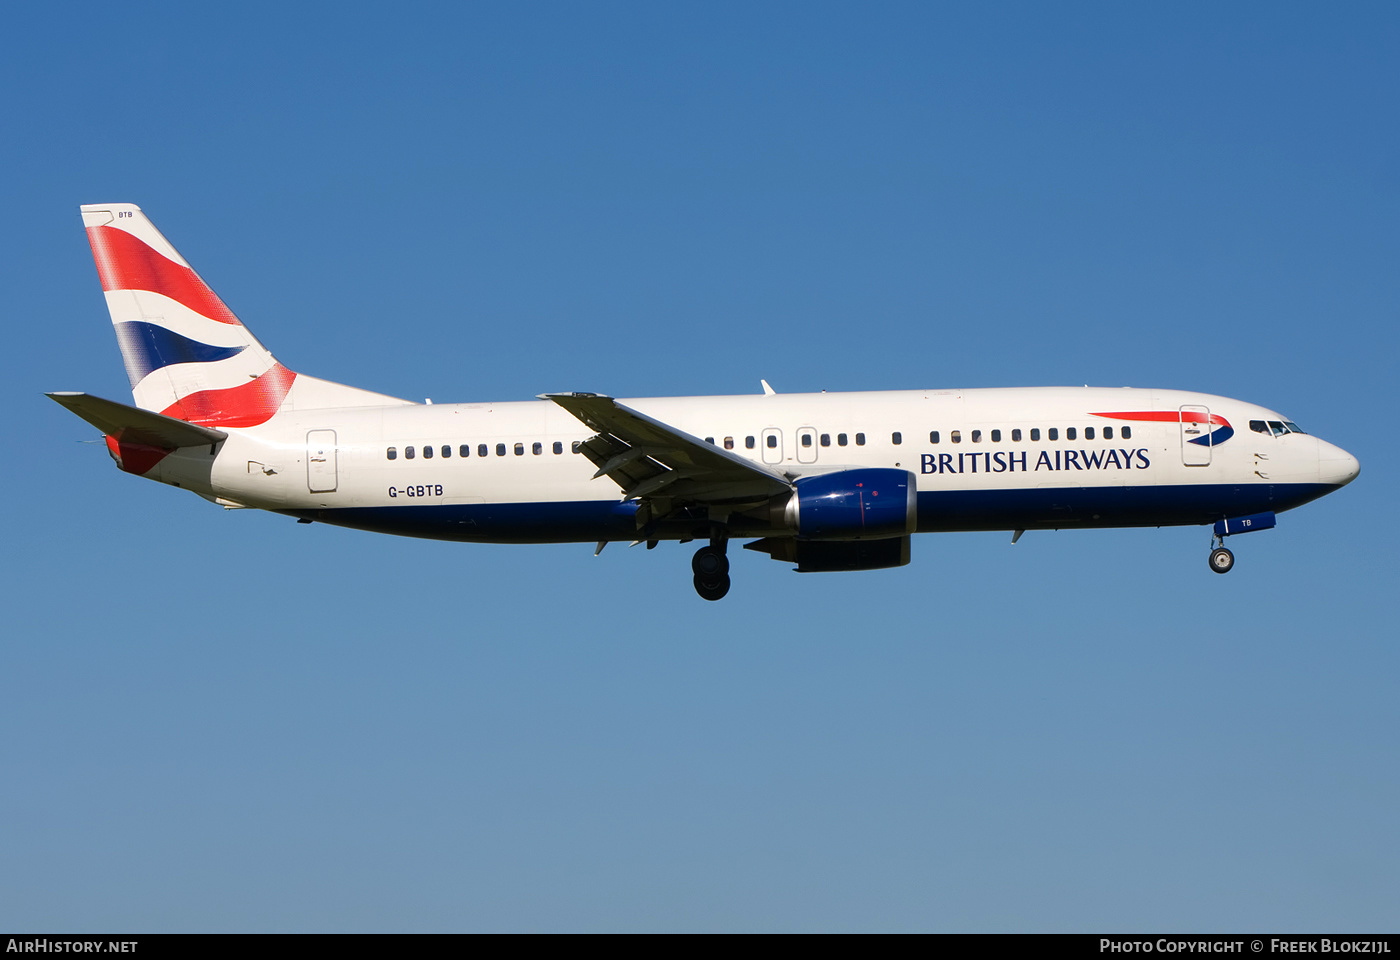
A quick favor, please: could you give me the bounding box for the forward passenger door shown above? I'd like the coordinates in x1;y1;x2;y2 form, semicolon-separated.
1180;405;1211;466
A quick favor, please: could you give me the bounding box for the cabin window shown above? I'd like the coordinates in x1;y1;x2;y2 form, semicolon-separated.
1102;427;1113;440
479;444;489;457
423;445;433;459
533;442;542;455
572;441;582;453
386;447;397;460
514;443;525;456
766;435;777;448
991;429;1001;442
724;437;734;450
1030;428;1040;441
951;430;961;444
746;436;756;449
801;433;813;447
1121;426;1131;439
553;441;563;454
442;445;451;458
460;444;471;457
972;430;982;443
705;437;715;445
1012;429;1021;441
820;434;830;447
1048;428;1059;441
930;431;939;444
891;432;902;445
1085;427;1095;440
496;443;506;457
1066;427;1077;441
837;433;848;446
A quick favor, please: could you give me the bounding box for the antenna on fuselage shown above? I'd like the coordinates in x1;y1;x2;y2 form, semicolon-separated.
760;379;776;395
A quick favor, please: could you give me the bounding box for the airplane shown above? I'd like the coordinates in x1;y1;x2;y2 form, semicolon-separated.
51;203;1360;600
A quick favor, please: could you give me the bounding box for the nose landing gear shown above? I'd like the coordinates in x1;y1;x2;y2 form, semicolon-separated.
1209;545;1235;574
692;537;730;601
1206;512;1275;574
1208;533;1234;574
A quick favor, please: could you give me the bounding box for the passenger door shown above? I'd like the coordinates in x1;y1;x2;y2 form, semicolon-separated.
1180;405;1211;466
307;429;338;492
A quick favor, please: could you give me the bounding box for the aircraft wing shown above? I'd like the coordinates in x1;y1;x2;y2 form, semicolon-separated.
48;392;228;447
543;393;791;504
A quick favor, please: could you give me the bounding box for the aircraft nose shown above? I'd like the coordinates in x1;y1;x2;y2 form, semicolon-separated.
1318;441;1360;486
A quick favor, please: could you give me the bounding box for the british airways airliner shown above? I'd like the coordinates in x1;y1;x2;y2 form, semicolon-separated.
52;204;1360;600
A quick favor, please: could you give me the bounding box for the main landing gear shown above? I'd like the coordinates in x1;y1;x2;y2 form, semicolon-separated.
1208;534;1235;575
692;537;730;601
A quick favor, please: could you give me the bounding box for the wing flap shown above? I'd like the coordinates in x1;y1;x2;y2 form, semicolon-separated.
48;391;228;448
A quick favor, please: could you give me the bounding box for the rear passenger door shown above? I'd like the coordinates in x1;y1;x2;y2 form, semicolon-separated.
307;430;338;492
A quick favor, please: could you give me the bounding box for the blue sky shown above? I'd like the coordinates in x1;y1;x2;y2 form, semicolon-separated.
3;2;1397;932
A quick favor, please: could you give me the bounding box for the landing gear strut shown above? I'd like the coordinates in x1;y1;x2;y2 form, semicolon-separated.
692;535;730;601
1208;534;1235;575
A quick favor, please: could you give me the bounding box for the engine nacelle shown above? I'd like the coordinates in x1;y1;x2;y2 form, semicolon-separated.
745;535;912;572
789;468;917;541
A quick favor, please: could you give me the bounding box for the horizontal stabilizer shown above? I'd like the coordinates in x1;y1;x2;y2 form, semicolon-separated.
48;391;228;447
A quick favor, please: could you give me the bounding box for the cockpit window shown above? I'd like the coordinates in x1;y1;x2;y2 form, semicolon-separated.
1254;418;1306;437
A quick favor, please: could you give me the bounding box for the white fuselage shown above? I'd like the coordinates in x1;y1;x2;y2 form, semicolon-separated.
139;385;1358;544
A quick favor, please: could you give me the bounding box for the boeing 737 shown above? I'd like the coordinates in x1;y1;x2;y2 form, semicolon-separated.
52;204;1360;600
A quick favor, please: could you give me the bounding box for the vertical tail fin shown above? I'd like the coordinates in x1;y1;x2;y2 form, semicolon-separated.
82;204;411;421
82;203;295;426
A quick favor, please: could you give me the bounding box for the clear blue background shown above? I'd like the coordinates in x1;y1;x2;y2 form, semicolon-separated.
3;1;1395;932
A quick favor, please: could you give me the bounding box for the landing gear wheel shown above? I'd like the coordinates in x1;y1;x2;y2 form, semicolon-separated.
694;574;731;601
1209;547;1235;574
692;546;729;579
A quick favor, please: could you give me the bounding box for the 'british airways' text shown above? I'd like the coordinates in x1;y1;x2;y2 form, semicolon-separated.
921;448;1151;475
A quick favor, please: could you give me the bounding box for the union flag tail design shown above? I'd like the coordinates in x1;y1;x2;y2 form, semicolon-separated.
82;203;295;428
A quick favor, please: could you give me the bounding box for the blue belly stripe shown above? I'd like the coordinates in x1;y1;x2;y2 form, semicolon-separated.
280;483;1337;544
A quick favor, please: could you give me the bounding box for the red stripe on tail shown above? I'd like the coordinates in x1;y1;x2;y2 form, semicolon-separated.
162;364;296;428
104;435;172;475
86;224;241;325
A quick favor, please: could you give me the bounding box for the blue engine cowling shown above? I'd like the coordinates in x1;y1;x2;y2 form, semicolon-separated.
790;468;917;540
